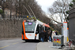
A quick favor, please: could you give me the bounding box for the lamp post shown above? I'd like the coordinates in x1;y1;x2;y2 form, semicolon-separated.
62;0;68;45
62;0;63;35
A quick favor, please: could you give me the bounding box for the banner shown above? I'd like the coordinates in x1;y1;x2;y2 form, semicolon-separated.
63;22;67;37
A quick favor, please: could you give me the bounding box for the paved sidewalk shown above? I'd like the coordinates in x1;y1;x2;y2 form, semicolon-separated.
37;42;64;50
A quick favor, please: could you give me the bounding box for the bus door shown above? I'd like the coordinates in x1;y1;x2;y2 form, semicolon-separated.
36;24;44;40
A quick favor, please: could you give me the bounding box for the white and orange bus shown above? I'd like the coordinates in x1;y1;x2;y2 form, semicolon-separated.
22;19;50;42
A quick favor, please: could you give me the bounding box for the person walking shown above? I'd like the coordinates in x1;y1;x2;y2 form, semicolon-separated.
39;30;45;42
48;30;52;42
55;31;58;35
52;31;56;41
44;30;48;42
48;30;51;42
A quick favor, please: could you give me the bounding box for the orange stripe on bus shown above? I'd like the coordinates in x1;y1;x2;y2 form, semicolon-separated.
67;28;69;30
43;23;50;28
63;22;67;23
35;34;37;36
22;34;23;40
23;21;28;39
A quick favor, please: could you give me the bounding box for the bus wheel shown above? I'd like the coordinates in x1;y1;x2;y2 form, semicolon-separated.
25;40;27;42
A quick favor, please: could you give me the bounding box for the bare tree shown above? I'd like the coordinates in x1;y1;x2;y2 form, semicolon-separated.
48;0;70;23
0;0;51;24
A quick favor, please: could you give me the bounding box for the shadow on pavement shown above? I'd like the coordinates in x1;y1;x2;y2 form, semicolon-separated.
22;40;40;43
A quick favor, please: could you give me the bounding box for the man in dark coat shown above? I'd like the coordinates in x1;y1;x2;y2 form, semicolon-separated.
49;30;52;42
55;31;58;35
44;30;48;42
39;31;45;42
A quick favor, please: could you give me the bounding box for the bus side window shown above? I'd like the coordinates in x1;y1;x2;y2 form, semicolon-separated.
39;25;44;33
45;27;50;31
36;25;39;33
39;25;42;33
42;26;44;31
45;26;48;31
36;25;44;33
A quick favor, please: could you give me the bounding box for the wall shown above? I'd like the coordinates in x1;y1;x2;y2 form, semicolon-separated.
69;8;75;43
0;19;23;38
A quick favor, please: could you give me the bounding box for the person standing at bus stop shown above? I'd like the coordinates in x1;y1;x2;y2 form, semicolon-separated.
39;30;45;42
52;31;56;41
44;30;48;42
49;30;52;42
55;31;58;35
47;30;50;42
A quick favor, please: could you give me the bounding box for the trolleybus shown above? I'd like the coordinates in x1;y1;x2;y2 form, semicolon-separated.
22;19;50;41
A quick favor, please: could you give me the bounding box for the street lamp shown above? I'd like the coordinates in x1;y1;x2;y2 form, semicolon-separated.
62;0;63;35
62;0;68;45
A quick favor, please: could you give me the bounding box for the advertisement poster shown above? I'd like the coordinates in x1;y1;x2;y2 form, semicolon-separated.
63;22;67;37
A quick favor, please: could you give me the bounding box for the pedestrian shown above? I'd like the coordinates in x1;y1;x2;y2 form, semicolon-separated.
47;30;51;42
55;31;58;35
44;30;48;42
49;30;52;42
52;31;56;41
39;30;45;42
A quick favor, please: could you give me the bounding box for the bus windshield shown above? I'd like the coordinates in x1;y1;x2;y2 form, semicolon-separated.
25;22;36;33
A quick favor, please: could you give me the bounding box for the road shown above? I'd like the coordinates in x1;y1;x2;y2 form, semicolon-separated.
0;38;38;50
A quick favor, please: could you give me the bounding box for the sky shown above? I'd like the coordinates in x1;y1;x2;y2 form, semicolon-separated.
36;0;57;13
